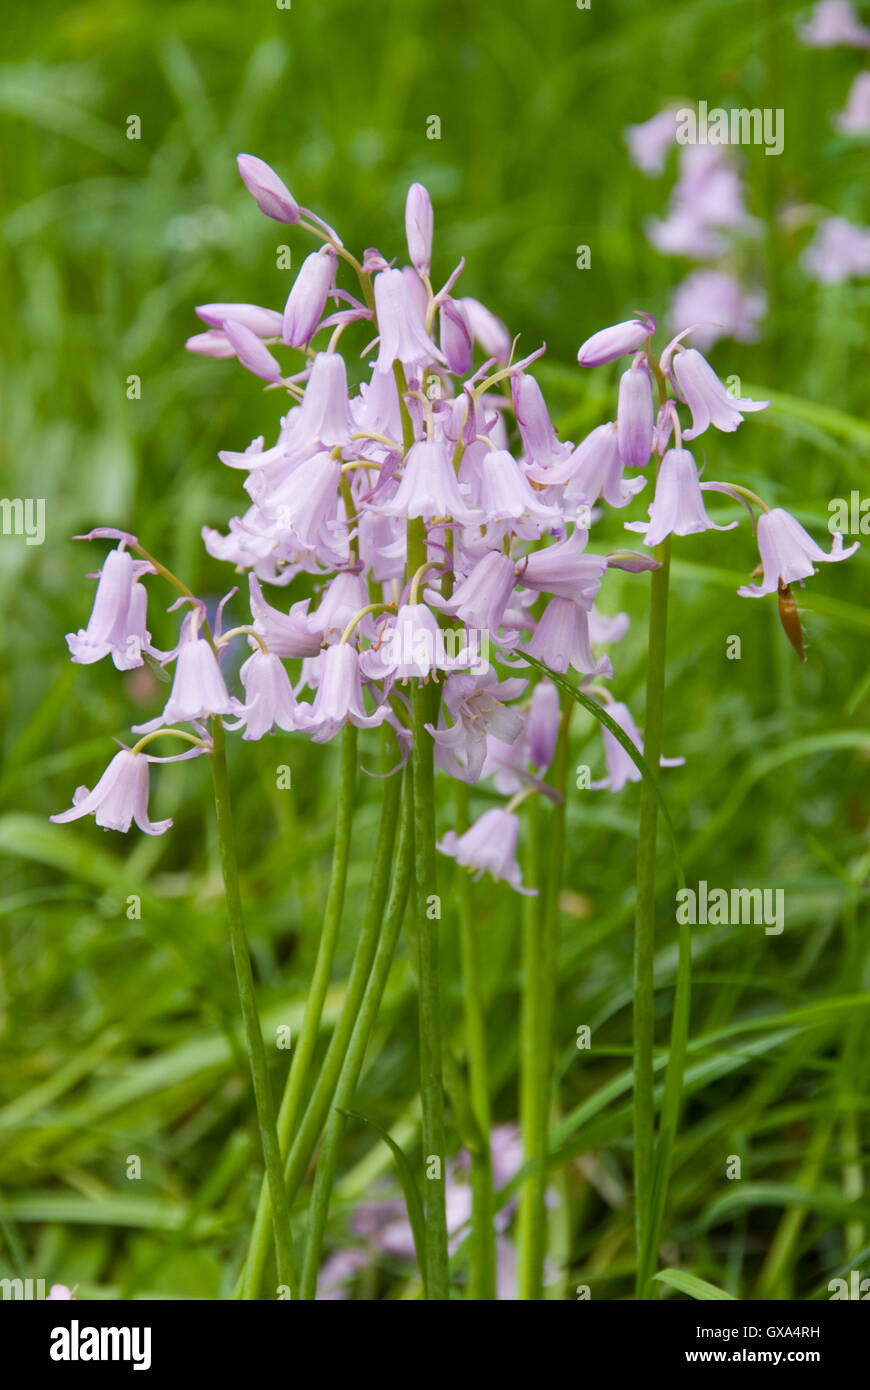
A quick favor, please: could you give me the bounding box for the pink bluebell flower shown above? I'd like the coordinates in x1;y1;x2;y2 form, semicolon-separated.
237;649;299;739
668;348;768;438
405;183;434;277
66;544;157;671
236;154;300;223
379;439;479;524
799;0;870;47
427;669;527;781
525;597;613;677
616;359;655;467
133;609;243;733
738;508;860;597
625;448;737;548
577;314;656;367
222;319;283;383
51;749;178;835
624;109;679;175
282;248;338;348
835;71;870;134
460;297;512;363
438;807;535;894
592;701;683;793
802;216;870;284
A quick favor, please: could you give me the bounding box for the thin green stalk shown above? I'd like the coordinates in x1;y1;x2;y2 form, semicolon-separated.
517;699;570;1300
410;675;450;1299
633;532;672;1298
238;723;357;1299
453;780;495;1300
517;793;547;1299
299;769;415;1297
275;751;402;1211
210;718;296;1296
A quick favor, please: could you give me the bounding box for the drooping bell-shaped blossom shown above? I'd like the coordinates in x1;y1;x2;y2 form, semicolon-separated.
357;510;406;582
286;351;353;452
248;575;323;656
517;528;607;606
46;1284;78;1300
282;247;338;347
577;313;656;367
237;153;300;223
460;297;512;363
66;545;157;670
374;603;474;681
427;669;527;782
624;109;679;175
440;298;474;375
524;597;612;677
295;642;394;743
438;808;535;895
798;0;870;47
196;303;284;338
669;348;768;438
738;507;860;597
428;549;516;633
591;701;684;793
801;216;870;284
373;268;443;374
668;271;766;352
616;358;655;466
379;439;479;523
405;183;434;277
312;570;371;641
836;70;870;134
133;611;244;733
471;448;560;528
266;451;342;551
527;678;561;771
222;319;283;382
625;448;737;549
236;649;299;739
51;749;174;835
560;423;647;510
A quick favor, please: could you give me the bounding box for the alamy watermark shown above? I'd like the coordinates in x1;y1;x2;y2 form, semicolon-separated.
0;497;45;545
828;492;870;535
676;881;784;935
676;102;784;156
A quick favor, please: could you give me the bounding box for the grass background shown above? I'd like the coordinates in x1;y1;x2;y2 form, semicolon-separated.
0;0;868;1299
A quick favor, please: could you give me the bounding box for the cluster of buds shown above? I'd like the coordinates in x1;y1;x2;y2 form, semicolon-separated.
52;156;858;886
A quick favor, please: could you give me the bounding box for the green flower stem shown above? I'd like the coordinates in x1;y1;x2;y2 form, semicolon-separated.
298;768;415;1298
238;723;358;1299
517;793;546;1299
209;717;296;1296
410;673;450;1299
517;695;570;1301
453;780;496;1301
633;530;672;1298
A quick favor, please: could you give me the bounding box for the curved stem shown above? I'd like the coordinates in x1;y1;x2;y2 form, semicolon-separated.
633;528;672;1297
237;723;358;1298
453;781;495;1301
299;768;415;1297
209;717;296;1296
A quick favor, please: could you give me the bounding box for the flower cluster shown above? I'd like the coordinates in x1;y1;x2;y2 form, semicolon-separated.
52;156;859;887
